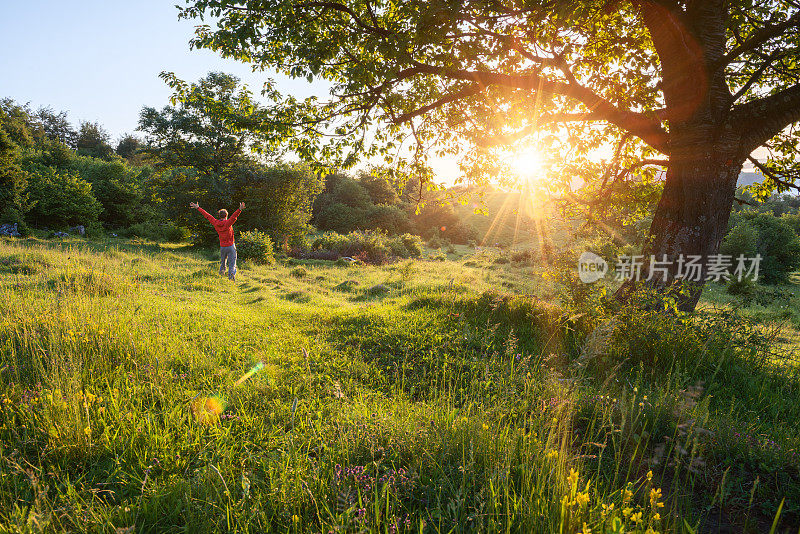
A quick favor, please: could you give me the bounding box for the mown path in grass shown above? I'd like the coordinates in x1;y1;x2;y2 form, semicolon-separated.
1;238;799;533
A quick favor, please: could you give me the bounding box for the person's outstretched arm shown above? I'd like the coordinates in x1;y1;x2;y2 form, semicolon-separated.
190;202;217;223
227;202;245;225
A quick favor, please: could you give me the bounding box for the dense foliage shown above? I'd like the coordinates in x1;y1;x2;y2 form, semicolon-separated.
308;230;423;263
725;211;800;284
236;229;276;264
313;171;476;244
0;82;325;246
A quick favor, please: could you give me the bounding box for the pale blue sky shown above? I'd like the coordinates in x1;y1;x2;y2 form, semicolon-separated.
0;1;460;179
0;0;324;142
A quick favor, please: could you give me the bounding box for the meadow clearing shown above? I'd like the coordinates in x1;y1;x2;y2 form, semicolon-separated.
1;236;799;533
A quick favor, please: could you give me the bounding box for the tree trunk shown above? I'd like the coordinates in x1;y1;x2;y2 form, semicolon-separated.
615;128;745;311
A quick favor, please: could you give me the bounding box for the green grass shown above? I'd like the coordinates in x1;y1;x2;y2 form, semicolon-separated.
0;236;798;533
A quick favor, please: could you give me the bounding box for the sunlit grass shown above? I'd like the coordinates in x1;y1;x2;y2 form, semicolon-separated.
0;236;798;532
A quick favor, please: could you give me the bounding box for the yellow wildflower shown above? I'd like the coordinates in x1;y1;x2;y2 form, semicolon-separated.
653;512;661;521
84;426;91;436
575;491;590;507
567;468;579;489
631;511;643;523
647;470;653;481
622;507;632;518
623;488;633;503
650;488;663;508
578;522;592;534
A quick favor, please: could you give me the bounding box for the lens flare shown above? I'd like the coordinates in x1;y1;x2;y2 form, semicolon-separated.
234;362;265;386
189;362;266;425
191;394;225;425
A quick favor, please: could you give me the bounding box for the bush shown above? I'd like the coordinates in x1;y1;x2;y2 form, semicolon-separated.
236;230;275;264
721;221;758;260
781;213;800;235
427;235;448;249
308;230;420;264
511;249;534;263
85;221;106;239
315;202;365;234
26;166;102;227
723;212;800;284
312;230;390;264
386;233;424;258
365;204;413;234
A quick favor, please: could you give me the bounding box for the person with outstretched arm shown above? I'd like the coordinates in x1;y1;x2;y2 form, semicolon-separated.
190;201;245;281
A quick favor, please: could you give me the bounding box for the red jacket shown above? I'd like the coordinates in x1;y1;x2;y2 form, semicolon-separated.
198;207;241;247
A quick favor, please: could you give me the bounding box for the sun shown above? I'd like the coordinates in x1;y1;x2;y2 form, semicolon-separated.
510;147;544;185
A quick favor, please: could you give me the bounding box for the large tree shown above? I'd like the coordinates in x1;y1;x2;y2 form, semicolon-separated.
177;0;800;310
138;72;274;177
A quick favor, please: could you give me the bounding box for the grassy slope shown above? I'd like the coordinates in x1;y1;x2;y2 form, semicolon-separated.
0;237;799;533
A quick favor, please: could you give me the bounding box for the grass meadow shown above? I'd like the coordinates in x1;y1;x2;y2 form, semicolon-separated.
1;236;799;533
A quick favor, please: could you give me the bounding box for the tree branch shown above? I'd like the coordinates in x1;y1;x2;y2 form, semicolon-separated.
293;1;391;36
731;49;786;103
748;156;800;191
473;112;605;146
390;85;485;124
736;82;800;155
719;11;800;67
410;62;670;153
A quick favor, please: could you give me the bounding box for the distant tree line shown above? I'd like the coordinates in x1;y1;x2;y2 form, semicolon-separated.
0;72;478;248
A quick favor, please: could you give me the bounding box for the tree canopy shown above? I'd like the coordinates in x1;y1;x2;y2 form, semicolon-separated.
176;0;799;184
139;72;276;176
175;0;800;309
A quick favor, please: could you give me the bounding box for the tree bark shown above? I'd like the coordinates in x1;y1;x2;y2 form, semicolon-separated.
615;127;745;311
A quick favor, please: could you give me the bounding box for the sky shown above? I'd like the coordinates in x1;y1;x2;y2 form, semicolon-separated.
0;0;322;139
0;0;461;180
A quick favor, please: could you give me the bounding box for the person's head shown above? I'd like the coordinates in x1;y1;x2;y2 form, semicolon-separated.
217;209;228;220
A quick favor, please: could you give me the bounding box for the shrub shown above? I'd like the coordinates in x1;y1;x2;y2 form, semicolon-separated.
427;235;447;249
26;166;102;227
781;213;800;235
312;230;385;264
309;230;424;264
163;223;191;243
720;221;758;260
315;202;365;233
400;233;424;257
386;233;424;258
365;204;413;234
85;221;106;239
237;230;275;264
724;212;800;284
